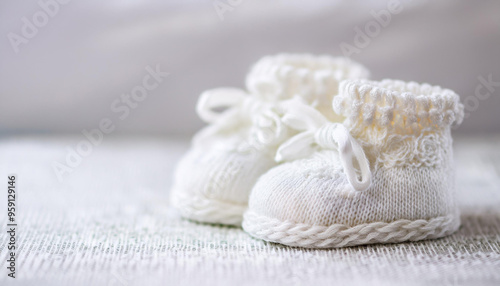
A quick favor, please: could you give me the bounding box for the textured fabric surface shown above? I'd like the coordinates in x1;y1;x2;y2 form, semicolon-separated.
1;135;500;285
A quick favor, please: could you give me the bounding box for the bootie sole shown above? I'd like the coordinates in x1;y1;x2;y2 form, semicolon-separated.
242;211;460;248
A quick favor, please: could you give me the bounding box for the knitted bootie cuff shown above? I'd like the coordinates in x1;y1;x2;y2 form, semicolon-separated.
333;79;464;139
245;54;370;105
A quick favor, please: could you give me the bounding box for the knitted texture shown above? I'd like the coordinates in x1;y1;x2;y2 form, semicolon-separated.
243;79;465;248
171;54;370;225
333;79;464;168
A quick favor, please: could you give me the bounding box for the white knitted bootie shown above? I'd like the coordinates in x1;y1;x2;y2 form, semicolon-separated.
170;54;369;225
243;79;464;247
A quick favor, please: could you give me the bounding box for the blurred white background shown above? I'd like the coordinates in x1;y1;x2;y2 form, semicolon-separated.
1;0;499;136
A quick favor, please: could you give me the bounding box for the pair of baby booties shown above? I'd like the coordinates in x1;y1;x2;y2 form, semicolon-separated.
171;54;464;248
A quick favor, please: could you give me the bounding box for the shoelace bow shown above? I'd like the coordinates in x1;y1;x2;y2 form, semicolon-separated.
194;88;287;146
275;101;372;192
195;88;372;192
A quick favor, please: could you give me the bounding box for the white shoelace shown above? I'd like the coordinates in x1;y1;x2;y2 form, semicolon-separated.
195;88;372;192
197;88;260;124
194;88;287;147
276;101;372;192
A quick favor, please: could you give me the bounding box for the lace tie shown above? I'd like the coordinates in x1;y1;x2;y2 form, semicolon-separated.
194;88;286;146
276;102;372;192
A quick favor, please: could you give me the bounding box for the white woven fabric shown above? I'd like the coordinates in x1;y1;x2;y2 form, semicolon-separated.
170;54;369;225
0;136;500;285
243;79;465;248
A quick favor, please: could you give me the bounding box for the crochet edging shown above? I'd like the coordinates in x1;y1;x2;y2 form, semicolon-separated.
242;211;460;248
245;54;370;102
333;79;465;130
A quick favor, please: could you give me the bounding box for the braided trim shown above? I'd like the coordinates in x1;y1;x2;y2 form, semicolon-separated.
242;211;460;248
170;190;246;226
